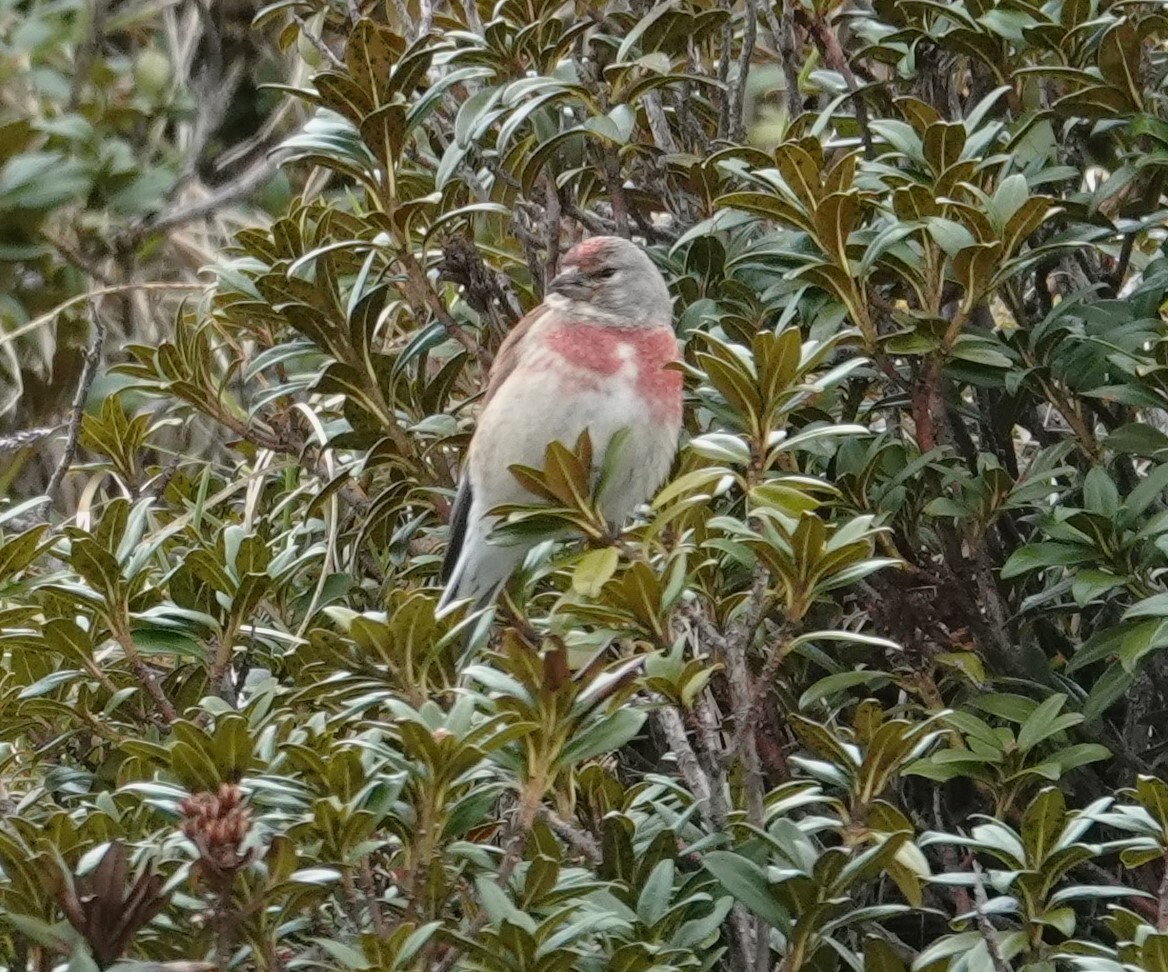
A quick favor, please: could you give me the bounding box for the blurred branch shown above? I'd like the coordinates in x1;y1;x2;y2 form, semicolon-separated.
139;156;280;237
69;0;109;108
538;807;601;866
0;425;62;456
44;301;106;504
1;282;208;350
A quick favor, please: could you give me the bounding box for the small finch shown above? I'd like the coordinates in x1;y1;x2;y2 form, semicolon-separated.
438;236;683;611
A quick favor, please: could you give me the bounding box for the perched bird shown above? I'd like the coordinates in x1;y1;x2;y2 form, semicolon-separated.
438;235;683;611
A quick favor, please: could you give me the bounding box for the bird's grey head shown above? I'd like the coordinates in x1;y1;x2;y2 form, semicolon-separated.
546;236;672;324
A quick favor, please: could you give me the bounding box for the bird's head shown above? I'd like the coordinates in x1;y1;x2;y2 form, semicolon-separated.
547;236;672;324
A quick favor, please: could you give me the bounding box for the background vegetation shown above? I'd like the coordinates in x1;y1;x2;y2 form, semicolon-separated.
2;0;1168;969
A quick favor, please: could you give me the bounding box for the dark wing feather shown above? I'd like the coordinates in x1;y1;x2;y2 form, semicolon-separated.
440;474;473;585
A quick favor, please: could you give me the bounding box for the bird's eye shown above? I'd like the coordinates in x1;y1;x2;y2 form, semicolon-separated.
596;267;617;279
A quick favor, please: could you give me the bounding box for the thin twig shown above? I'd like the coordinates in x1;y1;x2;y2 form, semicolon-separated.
1158;851;1168;931
45;302;106;503
1110;231;1135;298
294;14;344;68
110;622;179;725
432;773;547;972
1;281;207;349
971;860;1012;972
398;251;491;368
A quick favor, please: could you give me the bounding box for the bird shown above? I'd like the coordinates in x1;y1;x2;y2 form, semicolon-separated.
438;235;683;612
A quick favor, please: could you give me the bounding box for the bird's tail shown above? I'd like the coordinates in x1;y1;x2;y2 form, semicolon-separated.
437;514;527;615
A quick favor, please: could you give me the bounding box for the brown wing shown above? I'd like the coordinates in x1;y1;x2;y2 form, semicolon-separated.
480;302;551;408
440;302;550;587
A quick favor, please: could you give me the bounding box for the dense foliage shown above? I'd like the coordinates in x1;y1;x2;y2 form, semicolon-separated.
3;0;1168;970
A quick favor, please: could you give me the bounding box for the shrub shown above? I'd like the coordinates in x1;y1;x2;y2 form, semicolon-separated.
2;1;1168;970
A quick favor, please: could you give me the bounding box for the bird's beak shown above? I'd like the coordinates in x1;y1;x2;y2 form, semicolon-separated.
547;267;591;300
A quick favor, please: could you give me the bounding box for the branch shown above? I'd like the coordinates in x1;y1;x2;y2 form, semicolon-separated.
653;705;713;810
761;0;803;117
1109;231;1136;298
723;565;770;828
44;302;106;504
398;251;491;368
643;92;678;153
971;861;1012;972
601;147;631;238
729;0;759;142
721;566;772;972
432;770;548;972
1;281;207;350
542;169;562;288
716;0;734;137
796;9;874;158
110;621;178;725
538;808;601;866
69;0;109;108
294;13;343;68
725;625;787;768
0;425;62;456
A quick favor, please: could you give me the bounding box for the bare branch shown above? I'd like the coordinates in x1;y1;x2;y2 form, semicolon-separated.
972;861;1013;972
538;808;601;866
653;704;713;809
762;0;803;117
44;301;106;504
294;13;344;69
729;0;759;141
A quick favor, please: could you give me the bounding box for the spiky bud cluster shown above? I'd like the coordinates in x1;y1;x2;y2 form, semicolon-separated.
179;783;253;891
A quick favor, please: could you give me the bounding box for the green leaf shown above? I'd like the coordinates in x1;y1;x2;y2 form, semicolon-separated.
559;708;646;765
572;547;620;598
701;851;789;928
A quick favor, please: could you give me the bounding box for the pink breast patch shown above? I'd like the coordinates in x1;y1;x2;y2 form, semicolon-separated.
546;325;682;421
